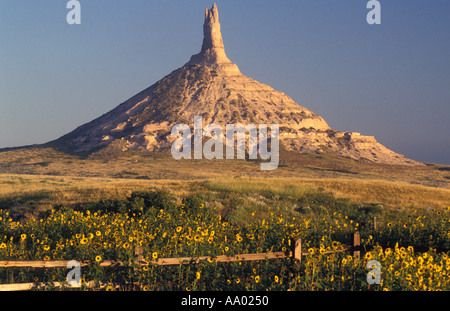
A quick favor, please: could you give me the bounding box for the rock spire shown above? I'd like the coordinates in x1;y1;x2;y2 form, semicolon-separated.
186;3;240;74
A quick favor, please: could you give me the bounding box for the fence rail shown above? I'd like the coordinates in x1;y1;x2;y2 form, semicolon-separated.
0;233;361;291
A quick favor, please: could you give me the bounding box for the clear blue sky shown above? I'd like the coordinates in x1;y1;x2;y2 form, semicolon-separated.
1;0;449;164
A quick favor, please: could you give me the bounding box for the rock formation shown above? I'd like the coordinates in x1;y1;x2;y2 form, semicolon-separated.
46;3;422;166
186;3;240;75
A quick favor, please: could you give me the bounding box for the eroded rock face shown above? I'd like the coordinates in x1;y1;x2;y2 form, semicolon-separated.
186;3;241;75
47;3;422;166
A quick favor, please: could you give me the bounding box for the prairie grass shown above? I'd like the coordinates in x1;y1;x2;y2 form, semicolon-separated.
0;174;191;219
204;177;450;209
1;173;449;221
204;178;315;199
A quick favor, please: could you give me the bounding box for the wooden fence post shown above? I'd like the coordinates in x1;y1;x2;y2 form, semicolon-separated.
135;245;143;263
352;233;360;261
291;238;302;264
133;245;144;289
8;269;14;285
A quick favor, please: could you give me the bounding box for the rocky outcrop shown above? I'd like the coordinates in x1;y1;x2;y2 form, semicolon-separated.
186;3;240;75
46;3;422;166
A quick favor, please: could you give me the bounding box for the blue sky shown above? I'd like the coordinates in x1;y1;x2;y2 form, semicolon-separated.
0;0;449;164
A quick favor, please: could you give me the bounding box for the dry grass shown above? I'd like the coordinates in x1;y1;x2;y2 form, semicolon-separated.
1;172;448;221
204;177;450;209
0;174;193;218
0;146;449;219
304;178;450;209
2;147;449;185
0;174;185;198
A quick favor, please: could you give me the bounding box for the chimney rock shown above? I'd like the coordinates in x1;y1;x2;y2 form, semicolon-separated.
187;3;240;75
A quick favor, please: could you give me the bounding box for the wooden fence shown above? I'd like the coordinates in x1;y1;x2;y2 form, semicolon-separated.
0;233;361;291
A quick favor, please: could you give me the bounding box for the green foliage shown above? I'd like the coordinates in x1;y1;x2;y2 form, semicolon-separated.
73;190;177;217
75;198;129;215
130;190;177;212
296;191;382;231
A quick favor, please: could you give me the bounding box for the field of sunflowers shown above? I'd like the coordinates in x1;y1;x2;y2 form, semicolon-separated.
0;189;450;291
